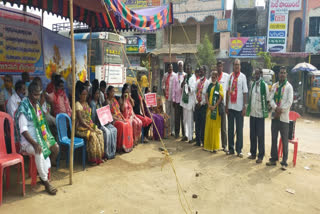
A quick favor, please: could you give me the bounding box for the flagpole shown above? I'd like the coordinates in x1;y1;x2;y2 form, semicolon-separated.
69;0;76;185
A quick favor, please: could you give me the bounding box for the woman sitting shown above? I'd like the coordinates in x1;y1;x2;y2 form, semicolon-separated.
90;86;117;159
144;87;165;140
75;82;104;165
120;84;142;145
131;84;152;143
48;78;72;117
106;86;133;152
152;86;170;138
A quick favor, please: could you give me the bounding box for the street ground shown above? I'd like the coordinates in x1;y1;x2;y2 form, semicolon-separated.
1;114;320;214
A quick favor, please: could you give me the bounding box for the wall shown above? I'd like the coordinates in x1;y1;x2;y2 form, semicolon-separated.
305;0;320;38
287;10;303;52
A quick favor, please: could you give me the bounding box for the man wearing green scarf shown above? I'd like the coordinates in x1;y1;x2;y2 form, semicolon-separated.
15;82;58;195
266;66;293;170
246;68;269;164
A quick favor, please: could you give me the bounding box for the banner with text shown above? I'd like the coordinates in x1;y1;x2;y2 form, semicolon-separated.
145;93;157;107
0;5;44;76
229;37;266;58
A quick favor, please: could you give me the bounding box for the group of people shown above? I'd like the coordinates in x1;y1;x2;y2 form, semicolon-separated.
162;59;293;171
0;71;172;195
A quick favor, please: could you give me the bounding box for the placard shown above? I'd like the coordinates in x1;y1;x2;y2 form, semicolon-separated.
145;93;157;107
96;105;113;126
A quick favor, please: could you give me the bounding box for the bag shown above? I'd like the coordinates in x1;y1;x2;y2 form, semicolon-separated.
219;100;225;116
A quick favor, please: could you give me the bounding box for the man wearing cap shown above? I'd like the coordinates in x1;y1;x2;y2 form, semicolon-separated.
266;66;293;170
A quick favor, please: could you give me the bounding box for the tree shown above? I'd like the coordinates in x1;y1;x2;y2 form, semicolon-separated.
257;52;276;69
197;34;216;69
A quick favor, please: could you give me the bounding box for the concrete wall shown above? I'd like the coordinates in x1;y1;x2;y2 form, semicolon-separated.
287;10;303;52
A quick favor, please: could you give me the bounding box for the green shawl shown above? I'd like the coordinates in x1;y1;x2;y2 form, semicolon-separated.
274;79;287;106
207;82;220;120
15;98;56;159
246;79;268;118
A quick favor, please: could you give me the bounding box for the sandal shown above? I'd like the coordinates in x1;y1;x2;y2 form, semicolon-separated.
45;183;57;195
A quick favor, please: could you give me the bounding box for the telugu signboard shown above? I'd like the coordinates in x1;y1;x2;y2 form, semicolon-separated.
229;37;266;58
126;35;147;53
145;93;157;107
95;64;125;85
214;19;232;33
0;5;43;75
267;0;302;53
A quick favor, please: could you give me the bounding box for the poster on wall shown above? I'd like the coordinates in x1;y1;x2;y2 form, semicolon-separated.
0;5;44;81
269;0;302;11
95;64;125;85
103;41;123;65
43;28;88;85
229;37;266;57
126;35;147;53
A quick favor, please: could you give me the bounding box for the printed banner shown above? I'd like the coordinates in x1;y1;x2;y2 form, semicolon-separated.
266;10;288;53
305;37;320;54
229;37;266;58
145;93;157;107
96;64;125;85
269;0;302;11
43;28;88;83
126;35;147;53
0;5;44;76
97;105;113;126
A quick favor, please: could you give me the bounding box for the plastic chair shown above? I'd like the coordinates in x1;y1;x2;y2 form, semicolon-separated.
278;111;300;167
56;113;86;170
0;112;25;205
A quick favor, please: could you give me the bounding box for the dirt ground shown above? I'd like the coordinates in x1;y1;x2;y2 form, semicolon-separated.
1;114;320;214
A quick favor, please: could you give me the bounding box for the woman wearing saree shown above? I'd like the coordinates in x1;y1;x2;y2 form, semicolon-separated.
152;86;170;138
131;84;152;143
120;84;143;145
106;86;133;153
90;86;117;159
75;82;104;165
204;70;223;153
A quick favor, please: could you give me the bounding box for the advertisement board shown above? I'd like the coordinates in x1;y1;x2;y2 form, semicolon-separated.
229;37;266;58
0;5;43;76
214;19;232;33
95;64;125;85
126;35;147;53
269;0;302;11
103;41;123;64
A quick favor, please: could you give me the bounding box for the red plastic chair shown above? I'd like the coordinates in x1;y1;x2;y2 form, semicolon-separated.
278;111;300;167
0;112;25;205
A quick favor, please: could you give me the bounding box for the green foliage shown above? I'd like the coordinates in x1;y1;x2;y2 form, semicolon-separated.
257;52;276;69
141;59;150;71
197;34;216;68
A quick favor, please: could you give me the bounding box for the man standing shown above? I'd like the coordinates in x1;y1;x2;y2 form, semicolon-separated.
246;68;269;163
217;61;230;152
195;66;209;146
7;80;26;118
15;82;59;195
0;75;14;111
266;66;293;170
172;61;186;139
226;59;248;157
162;63;177;136
180;63;196;143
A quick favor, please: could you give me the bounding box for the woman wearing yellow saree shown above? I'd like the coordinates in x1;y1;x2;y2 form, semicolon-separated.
75;82;104;165
204;70;223;152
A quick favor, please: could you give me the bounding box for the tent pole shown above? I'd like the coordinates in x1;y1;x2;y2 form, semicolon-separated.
88;28;92;81
69;0;76;185
169;25;172;63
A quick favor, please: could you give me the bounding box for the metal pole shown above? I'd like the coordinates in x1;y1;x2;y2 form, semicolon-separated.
69;0;76;185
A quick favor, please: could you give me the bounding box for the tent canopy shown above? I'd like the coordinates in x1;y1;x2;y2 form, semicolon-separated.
2;0;173;32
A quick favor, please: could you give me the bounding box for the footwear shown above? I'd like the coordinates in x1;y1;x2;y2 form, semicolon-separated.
222;148;228;153
237;153;243;158
248;155;256;160
212;150;217;153
226;151;234;155
256;159;263;164
181;136;188;141
188;140;193;144
200;143;204;147
266;161;277;166
281;165;287;171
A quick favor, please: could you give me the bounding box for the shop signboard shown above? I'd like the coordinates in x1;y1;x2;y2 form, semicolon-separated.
126;35;147;53
229;37;266;58
214;19;231;32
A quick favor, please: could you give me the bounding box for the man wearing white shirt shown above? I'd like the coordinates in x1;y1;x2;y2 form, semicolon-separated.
266;66;293;170
162;63;177;136
225;59;248;157
180;63;196;143
195;66;209;146
246;68;269;163
172;61;186;139
7;80;26;118
217;61;230;152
